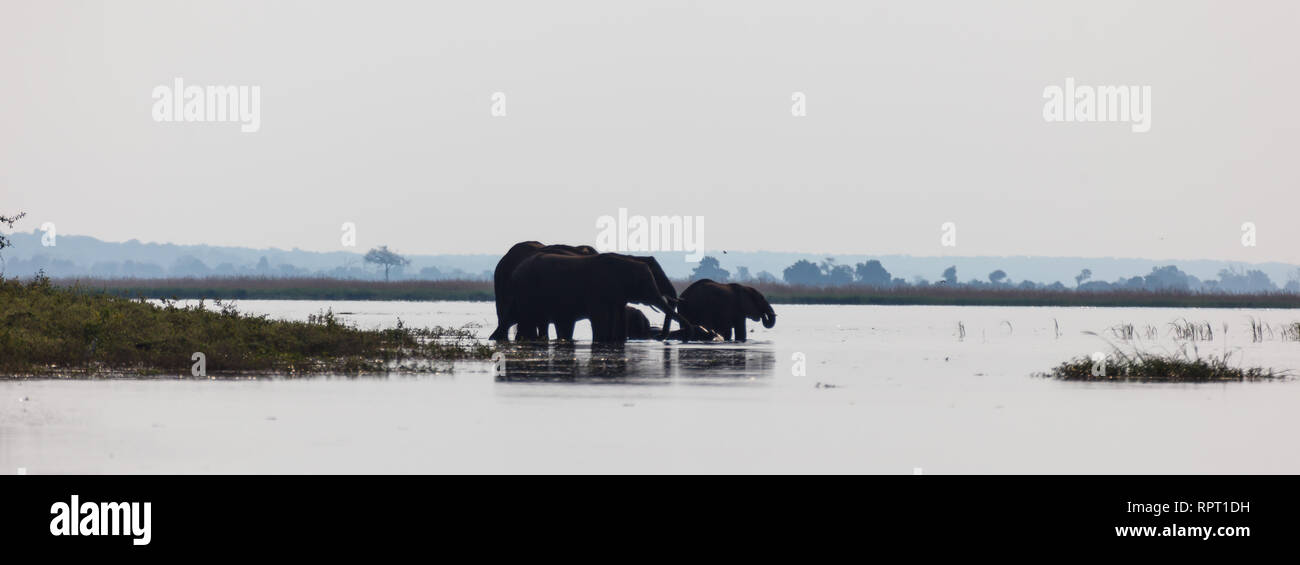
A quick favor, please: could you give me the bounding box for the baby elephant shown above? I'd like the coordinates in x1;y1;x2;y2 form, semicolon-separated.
625;306;654;340
678;279;776;341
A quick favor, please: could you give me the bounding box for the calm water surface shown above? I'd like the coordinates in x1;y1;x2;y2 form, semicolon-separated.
3;300;1299;473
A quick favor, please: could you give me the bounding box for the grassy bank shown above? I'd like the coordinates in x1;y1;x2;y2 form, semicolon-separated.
55;276;1300;309
1;275;493;377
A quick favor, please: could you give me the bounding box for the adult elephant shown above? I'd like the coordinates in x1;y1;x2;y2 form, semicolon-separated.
489;241;596;341
508;252;692;342
678;279;776;341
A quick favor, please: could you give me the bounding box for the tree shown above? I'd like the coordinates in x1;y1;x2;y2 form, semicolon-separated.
0;211;25;252
364;245;410;281
1216;268;1276;294
988;269;1007;284
733;266;752;282
941;265;957;285
855;260;891;286
0;211;25;274
1143;265;1192;291
690;256;730;281
783;259;824;285
823;259;854;286
1075;268;1092;287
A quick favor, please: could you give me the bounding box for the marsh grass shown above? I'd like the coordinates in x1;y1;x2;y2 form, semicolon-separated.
1168;319;1214;341
0;274;493;377
1281;323;1300;342
50;276;1300;308
1043;330;1287;382
1043;343;1286;383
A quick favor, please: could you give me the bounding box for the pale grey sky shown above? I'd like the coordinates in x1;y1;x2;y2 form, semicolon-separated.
1;1;1297;263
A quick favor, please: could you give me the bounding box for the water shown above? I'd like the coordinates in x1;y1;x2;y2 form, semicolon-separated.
3;300;1299;474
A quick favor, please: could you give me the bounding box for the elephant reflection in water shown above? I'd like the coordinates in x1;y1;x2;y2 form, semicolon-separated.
672;347;776;378
494;343;634;382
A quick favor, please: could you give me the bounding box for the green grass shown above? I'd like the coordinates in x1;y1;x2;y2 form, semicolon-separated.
0;275;493;377
1041;345;1287;382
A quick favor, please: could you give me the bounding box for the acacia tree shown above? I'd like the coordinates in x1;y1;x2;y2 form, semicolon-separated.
364;245;410;281
988;269;1007;285
0;211;26;274
1075;268;1092;287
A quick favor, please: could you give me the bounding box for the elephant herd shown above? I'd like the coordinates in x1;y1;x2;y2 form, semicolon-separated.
489;241;777;343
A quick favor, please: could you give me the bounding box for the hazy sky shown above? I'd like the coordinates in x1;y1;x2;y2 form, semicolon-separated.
2;1;1297;263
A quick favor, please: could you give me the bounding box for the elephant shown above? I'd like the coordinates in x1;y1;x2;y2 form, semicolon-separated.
678;279;776;341
508;252;693;342
489;241;682;341
489;241;596;341
625;306;653;340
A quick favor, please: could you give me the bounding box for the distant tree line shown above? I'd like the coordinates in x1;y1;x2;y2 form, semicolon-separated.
689;256;1298;295
3;246;494;282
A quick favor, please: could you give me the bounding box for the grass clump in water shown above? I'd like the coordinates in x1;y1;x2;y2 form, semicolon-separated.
1041;342;1286;383
0;273;494;377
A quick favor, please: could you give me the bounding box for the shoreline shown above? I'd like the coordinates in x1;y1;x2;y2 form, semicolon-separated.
53;276;1300;309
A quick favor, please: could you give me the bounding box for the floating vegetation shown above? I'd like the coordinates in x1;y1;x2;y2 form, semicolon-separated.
1042;348;1286;382
1043;332;1287;382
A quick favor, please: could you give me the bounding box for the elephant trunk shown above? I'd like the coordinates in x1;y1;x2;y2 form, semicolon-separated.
761;311;776;329
657;295;696;341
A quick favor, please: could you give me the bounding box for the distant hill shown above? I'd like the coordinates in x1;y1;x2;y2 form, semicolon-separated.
2;230;1297;289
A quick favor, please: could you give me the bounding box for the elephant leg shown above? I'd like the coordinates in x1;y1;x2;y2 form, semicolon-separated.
555;318;576;341
612;304;628;342
600;305;620;342
489;297;511;341
735;317;748;342
489;323;510;342
587;305;609;343
518;317;544;341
